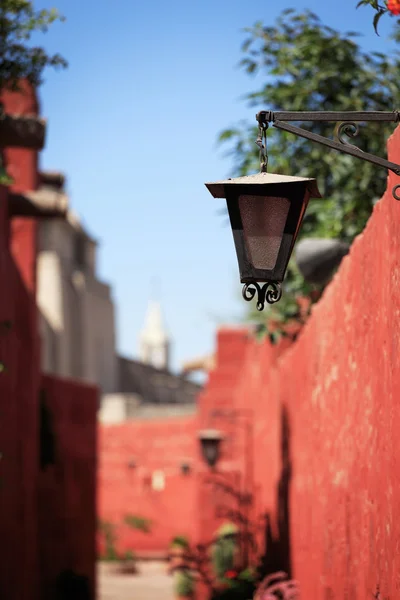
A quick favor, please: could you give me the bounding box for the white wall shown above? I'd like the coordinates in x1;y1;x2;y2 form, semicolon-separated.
37;217;118;393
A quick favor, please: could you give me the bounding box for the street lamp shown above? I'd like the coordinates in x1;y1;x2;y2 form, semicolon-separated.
206;110;400;309
205;173;321;310
208;409;255;568
198;429;224;468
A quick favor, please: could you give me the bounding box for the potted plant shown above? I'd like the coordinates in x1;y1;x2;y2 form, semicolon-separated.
211;523;240;584
119;549;137;575
98;519;119;562
174;568;195;600
169;535;190;572
211;568;256;600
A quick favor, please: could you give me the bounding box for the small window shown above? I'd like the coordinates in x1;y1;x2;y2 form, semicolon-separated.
151;471;165;491
74;233;86;269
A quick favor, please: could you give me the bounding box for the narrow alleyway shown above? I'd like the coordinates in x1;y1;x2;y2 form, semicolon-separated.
98;561;174;600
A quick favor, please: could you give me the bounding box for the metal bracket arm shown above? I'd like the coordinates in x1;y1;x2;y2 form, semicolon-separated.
256;110;400;176
256;110;400;200
273;120;400;175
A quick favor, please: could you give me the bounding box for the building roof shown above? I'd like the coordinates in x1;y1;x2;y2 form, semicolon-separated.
9;188;68;218
118;355;202;405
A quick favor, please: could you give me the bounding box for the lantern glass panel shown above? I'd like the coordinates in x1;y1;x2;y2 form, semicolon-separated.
238;195;290;271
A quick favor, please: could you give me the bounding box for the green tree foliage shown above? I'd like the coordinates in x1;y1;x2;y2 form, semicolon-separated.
219;10;400;333
0;0;67;91
0;2;67;184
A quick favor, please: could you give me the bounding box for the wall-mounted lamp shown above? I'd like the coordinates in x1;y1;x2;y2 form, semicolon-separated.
206;110;400;310
198;429;224;469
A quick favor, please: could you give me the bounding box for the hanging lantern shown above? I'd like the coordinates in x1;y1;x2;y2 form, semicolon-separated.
205;172;322;310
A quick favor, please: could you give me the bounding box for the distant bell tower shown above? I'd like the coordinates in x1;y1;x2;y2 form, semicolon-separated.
139;301;170;370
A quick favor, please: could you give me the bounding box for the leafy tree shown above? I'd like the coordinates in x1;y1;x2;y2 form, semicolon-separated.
0;0;67;92
219;10;400;337
0;1;67;183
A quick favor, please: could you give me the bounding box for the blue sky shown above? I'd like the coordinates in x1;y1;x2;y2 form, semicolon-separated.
34;0;396;372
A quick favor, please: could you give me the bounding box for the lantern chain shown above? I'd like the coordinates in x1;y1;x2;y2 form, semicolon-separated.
255;121;269;173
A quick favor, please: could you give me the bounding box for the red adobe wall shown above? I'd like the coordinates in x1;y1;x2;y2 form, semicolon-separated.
196;127;400;599
0;82;99;600
0;184;41;600
196;328;254;547
98;416;199;555
0;81;41;600
38;374;98;600
2;79;40;293
278;127;400;599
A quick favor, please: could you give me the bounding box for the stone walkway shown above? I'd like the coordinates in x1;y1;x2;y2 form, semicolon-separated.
97;561;174;600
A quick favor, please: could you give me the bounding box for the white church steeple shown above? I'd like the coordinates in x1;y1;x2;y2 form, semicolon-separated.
139;301;170;370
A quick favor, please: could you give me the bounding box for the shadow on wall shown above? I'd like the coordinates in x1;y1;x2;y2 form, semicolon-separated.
258;404;292;579
199;405;293;578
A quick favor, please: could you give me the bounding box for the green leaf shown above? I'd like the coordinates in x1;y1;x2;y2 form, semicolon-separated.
124;514;152;533
0;1;67;91
373;10;384;35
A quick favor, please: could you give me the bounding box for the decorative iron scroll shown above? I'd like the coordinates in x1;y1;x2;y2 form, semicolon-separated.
242;282;282;311
337;121;361;151
255;110;400;198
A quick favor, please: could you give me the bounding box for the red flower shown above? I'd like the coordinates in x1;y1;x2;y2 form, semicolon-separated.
224;570;238;579
388;0;400;15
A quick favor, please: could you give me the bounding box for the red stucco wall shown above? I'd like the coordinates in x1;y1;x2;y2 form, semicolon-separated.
0;184;41;600
0;83;98;599
0;81;41;600
280;127;400;599
98;129;400;597
198;127;400;598
190;127;400;598
38;375;98;599
99;416;199;555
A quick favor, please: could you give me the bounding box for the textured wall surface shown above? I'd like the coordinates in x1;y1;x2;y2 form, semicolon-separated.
99;129;400;597
0;83;99;600
193;128;400;599
99;416;199;554
37;217;118;392
38;374;98;600
281;128;400;599
0;184;41;600
0;81;41;600
204;128;400;598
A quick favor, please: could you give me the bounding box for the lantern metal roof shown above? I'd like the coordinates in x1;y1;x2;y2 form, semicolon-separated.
205;172;322;199
197;429;225;441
